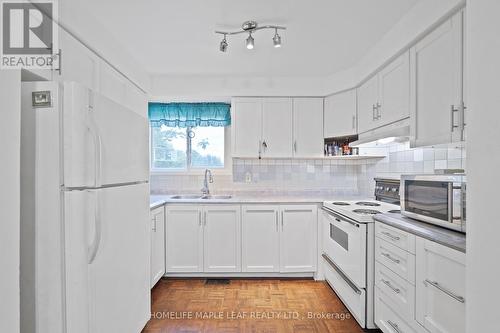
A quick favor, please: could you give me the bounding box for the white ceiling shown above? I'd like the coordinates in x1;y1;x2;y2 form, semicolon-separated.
72;0;419;77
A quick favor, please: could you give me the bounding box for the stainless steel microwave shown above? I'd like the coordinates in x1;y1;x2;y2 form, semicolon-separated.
400;174;466;233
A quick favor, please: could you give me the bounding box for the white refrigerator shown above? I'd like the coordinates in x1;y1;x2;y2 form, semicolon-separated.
20;81;151;333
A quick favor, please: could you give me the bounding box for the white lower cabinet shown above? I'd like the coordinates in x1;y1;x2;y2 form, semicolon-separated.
203;206;241;272
165;205;204;272
415;238;466;333
166;203;317;274
280;205;317;272
150;206;166;287
241;206;280;272
374;222;466;333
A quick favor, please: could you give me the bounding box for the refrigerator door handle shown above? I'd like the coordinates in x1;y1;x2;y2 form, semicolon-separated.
88;191;102;264
87;109;102;188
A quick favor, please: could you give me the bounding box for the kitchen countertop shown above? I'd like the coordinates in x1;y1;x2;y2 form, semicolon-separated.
374;213;466;253
150;194;365;209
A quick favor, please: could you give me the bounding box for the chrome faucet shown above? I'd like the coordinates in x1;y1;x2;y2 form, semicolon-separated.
201;169;213;195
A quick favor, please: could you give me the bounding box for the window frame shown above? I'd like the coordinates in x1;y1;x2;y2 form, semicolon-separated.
150;125;232;175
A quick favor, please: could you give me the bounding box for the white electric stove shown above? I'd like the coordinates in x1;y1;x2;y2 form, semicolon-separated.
321;198;400;329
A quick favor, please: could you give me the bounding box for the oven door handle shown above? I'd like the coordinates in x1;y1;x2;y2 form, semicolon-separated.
322;253;362;295
322;206;360;228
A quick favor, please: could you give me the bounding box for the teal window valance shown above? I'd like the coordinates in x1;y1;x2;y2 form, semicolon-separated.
148;102;231;128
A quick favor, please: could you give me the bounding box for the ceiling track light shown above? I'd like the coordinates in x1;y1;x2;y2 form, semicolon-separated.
215;20;286;52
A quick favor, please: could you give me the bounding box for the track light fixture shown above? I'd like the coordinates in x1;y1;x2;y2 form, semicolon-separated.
215;20;286;52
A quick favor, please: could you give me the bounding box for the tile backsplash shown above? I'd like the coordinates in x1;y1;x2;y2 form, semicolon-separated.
150;139;466;198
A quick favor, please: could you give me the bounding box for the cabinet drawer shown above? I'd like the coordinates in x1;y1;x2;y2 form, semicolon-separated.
375;262;415;322
376;237;415;284
375;287;420;333
376;222;415;254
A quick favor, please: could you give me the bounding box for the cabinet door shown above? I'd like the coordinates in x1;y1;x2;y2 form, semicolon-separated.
165;206;203;272
410;12;463;147
99;62;128;107
378;51;410;126
203;206;241;272
357;75;379;133
292;98;324;158
59;30;99;90
231;98;262;158
150;206;165;287
262;98;293;158
415;238;465;333
324;90;357;138
280;205;317;272
241;206;280;272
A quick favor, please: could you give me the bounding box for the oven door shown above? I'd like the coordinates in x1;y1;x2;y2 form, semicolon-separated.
322;207;366;288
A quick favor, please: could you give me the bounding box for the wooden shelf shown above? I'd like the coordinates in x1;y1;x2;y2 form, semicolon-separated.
321;155;386;160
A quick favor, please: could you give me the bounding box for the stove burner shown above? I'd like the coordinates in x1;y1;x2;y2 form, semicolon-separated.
355;201;381;207
332;202;350;206
388;210;401;214
353;209;381;215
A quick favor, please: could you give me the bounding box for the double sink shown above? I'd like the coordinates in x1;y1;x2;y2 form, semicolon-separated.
170;194;233;200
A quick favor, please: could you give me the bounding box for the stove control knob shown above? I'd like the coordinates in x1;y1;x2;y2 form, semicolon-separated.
391;188;397;192
386;187;391;192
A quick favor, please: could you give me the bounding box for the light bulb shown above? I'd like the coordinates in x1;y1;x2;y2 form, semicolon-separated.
246;33;254;49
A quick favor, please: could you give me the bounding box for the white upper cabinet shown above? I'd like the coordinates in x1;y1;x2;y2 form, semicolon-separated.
280;205;317;272
378;51;410;126
293;98;324;157
358;51;410;134
231;98;263;158
324;90;357;138
241;206;280;272
203;206;241;272
357;74;380;134
262;98;293;158
410;10;464;147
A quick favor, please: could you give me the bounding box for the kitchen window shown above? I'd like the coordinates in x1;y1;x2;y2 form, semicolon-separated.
149;102;231;172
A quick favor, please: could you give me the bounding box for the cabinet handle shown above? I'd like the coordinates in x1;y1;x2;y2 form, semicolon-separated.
258;140;262;159
198;211;202;226
381;231;400;241
376;102;381;120
381;279;401;294
275;211;279;232
152;217;157;232
204;211;207;226
381;252;400;264
451;104;460;131
387;320;403;333
281;211;284;231
424;279;465;303
372;104;376;120
293;140;297;153
352;115;356;129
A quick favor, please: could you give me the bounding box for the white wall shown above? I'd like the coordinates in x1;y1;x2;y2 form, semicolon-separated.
0;70;21;333
466;1;500;331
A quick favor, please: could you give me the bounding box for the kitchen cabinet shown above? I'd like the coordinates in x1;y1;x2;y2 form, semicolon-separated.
280;205;317;272
231;97;323;158
292;98;324;157
165;205;204;272
241;206;280;272
150;206;165;288
357;51;410;134
410;10;465;147
415;238;465;333
203;205;241;272
262;98;293;158
231;98;263;158
324;90;357;138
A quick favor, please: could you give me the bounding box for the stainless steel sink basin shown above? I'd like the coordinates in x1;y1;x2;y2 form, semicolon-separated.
170;195;203;199
201;195;233;200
